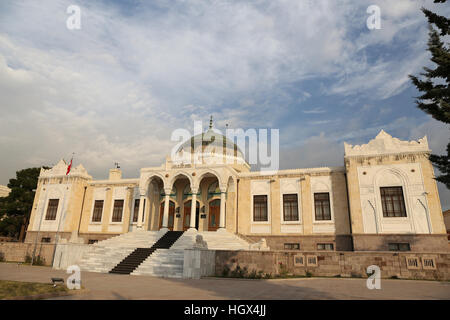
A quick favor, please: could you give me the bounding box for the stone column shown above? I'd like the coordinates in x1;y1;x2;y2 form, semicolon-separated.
219;187;226;230
136;189;146;230
161;188;172;229
189;188;198;231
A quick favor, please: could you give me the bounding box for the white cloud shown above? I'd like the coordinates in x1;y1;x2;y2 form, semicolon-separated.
0;0;448;202
280;132;343;169
302;107;326;114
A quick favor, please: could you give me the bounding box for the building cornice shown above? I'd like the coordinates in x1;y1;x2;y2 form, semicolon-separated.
344;150;430;160
89;178;139;186
238;166;345;178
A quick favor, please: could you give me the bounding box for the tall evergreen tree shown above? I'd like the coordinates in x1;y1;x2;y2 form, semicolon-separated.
0;167;48;240
409;0;450;189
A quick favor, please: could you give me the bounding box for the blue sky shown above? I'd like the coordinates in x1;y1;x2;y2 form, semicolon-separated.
0;0;449;208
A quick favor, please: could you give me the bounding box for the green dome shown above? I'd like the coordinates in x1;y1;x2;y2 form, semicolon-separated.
176;128;244;160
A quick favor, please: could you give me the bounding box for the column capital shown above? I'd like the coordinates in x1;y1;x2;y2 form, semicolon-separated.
164;187;172;195
219;184;227;193
191;187;199;195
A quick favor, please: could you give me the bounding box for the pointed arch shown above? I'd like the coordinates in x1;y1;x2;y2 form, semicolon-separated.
169;171;193;190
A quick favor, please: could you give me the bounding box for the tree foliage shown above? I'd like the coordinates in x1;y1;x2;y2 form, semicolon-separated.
0;167;48;238
409;0;450;189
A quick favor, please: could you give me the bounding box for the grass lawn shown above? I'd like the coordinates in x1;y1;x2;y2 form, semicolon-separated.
0;280;69;299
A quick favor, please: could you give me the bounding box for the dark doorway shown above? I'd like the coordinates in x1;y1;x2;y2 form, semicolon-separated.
208;199;220;231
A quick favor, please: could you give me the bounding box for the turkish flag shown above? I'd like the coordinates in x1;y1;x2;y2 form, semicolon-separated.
66;158;73;175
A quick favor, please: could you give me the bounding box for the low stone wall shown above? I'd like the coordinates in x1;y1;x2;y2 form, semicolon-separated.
52;243;90;270
0;242;55;266
24;231;72;244
352;234;449;252
183;249;216;279
215;250;450;281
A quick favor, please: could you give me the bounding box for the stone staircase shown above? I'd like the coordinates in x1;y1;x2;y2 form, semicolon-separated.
77;230;166;273
171;230;251;250
132;249;185;278
131;230;251;278
76;229;252;278
110;231;184;275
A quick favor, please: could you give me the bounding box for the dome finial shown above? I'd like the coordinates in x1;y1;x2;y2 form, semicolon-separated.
209;115;213;129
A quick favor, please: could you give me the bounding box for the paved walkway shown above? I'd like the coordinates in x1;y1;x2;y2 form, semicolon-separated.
0;263;449;300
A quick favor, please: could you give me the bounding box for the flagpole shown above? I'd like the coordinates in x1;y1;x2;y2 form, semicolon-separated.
52;186;68;266
52;154;74;266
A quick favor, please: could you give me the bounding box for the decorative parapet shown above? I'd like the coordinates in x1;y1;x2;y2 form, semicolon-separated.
344;130;430;158
39;159;92;180
238;166;345;178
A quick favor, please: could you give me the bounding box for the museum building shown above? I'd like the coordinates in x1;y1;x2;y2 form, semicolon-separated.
25;124;448;255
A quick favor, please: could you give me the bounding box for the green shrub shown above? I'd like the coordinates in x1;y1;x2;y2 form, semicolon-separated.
230;265;240;278
24;254;32;264
218;265;270;280
248;269;257;279
221;265;230;277
230;265;249;278
34;255;45;266
305;271;313;277
0;252;5;262
350;272;363;278
278;262;289;277
24;254;45;266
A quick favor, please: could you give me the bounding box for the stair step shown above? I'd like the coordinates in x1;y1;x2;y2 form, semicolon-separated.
78;229;253;278
109;231;184;275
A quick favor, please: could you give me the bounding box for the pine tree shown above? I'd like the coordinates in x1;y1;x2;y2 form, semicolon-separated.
409;0;450;189
0;167;48;240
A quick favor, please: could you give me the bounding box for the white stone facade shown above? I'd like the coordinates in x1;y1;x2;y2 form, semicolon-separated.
26;130;448;252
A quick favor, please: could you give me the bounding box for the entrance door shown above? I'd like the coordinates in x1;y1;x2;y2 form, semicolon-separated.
209;199;220;231
159;201;175;230
183;200;200;231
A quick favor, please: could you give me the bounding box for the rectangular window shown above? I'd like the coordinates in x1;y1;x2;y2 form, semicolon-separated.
112;200;124;222
317;243;334;251
88;239;98;245
92;200;104;222
284;243;300;250
380;187;407;217
283;194;299;221
132;199;140;223
45;199;59;220
41;237;51;243
314;193;331;221
253;195;268;222
388;243;410;251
